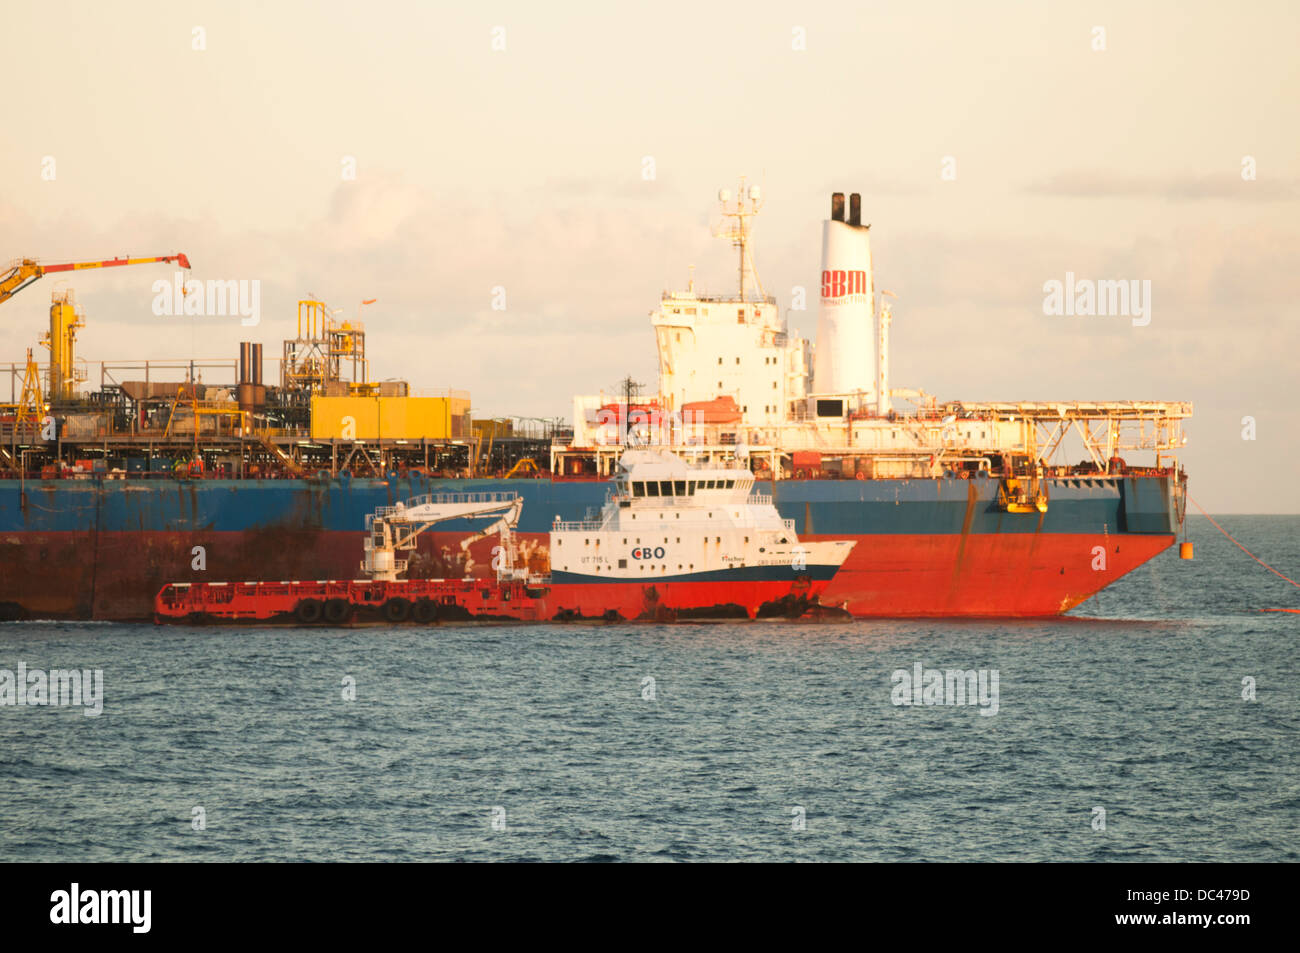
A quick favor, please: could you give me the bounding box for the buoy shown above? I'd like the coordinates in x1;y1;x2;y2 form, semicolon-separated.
1180;542;1194;559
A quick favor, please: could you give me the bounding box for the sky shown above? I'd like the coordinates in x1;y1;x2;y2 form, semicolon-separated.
1;0;1297;512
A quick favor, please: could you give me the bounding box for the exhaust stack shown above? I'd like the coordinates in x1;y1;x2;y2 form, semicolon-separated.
831;192;845;222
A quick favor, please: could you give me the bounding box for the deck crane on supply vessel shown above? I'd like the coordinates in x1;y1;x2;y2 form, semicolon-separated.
361;491;524;582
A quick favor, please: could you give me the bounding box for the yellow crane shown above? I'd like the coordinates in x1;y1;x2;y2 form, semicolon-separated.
1;253;191;401
0;253;190;306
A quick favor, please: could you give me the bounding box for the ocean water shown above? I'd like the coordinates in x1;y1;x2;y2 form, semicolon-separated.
1;515;1296;862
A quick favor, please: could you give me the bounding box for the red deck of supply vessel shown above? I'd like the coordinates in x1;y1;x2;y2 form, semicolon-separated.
153;574;843;625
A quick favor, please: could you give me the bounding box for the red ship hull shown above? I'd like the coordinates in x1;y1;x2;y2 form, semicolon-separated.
153;573;838;625
140;528;1173;623
810;531;1175;616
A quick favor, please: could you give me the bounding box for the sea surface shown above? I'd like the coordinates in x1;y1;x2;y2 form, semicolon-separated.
1;515;1296;862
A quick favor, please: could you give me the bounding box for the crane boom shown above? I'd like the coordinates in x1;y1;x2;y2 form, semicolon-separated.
361;492;523;581
0;253;191;306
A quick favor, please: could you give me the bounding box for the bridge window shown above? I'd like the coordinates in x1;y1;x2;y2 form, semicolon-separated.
659;481;673;496
632;481;645;496
674;481;685;495
646;481;660;496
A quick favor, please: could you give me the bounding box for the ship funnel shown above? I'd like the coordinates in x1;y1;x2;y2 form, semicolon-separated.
813;191;876;402
831;192;845;222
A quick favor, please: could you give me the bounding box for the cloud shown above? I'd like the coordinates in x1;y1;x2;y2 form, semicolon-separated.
1023;170;1297;201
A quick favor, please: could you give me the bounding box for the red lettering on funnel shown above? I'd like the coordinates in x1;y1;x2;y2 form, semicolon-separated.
821;270;867;299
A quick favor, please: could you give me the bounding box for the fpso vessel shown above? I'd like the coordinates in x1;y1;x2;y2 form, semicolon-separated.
0;186;1191;621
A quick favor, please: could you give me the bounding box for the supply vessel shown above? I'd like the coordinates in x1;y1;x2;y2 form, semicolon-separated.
153;450;856;624
0;184;1191;620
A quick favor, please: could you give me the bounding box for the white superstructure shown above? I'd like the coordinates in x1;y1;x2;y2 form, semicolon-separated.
647;180;810;429
549;450;853;579
564;183;1191;482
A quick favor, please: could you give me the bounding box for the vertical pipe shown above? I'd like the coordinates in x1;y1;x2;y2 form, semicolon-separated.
877;302;892;416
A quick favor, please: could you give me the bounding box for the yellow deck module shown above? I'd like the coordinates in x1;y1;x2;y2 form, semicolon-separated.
311;395;470;441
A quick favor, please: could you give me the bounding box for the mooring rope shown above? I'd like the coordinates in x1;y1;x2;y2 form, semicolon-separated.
1189;495;1300;589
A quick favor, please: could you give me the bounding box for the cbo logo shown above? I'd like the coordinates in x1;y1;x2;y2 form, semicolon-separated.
630;546;666;560
821;269;868;299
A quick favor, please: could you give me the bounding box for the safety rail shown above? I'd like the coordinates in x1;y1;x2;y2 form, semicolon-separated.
554;515;797;533
552;520;605;532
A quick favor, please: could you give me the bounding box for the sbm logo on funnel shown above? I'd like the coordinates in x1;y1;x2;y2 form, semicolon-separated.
821;269;868;302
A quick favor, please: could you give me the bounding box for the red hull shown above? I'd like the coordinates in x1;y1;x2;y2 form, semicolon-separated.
814;532;1176;616
154;575;832;624
7;529;1172;620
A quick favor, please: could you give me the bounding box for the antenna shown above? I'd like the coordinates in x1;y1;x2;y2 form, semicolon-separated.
713;176;765;303
618;375;643;447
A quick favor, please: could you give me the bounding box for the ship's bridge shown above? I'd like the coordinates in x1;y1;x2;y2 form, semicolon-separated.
614;449;757;504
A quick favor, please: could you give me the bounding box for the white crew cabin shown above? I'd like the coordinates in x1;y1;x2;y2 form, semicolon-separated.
549;450;849;580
